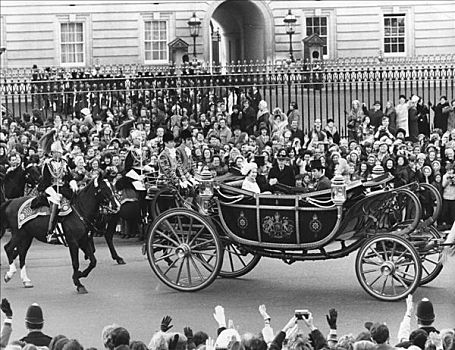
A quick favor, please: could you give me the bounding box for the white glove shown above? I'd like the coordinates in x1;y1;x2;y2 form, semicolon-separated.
213;305;226;328
189;177;199;186
69;180;78;192
180;180;188;189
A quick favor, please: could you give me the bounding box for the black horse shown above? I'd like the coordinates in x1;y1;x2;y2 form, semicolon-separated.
102;199;143;264
0;174;120;293
23;164;41;197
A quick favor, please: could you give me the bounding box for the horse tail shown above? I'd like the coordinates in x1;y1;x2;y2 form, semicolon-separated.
0;199;12;230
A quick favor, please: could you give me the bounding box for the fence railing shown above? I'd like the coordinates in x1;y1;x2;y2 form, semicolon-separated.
1;55;455;135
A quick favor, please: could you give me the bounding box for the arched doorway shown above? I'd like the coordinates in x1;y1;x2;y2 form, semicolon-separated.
204;0;274;65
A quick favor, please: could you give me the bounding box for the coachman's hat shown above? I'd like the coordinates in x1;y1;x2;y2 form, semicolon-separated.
25;303;44;329
180;129;192;141
309;159;324;170
416;298;435;322
163;131;175;143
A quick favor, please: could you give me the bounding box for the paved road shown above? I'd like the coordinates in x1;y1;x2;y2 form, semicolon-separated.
1;234;454;348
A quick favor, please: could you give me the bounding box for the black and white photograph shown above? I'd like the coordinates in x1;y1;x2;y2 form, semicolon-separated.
1;0;454;347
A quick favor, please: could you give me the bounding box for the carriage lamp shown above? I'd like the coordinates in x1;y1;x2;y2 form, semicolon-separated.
331;172;347;205
197;169;214;214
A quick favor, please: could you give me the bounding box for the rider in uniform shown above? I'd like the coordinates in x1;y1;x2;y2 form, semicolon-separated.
33;131;78;244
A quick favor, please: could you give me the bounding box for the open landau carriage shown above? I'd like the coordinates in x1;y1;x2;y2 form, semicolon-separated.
145;172;448;301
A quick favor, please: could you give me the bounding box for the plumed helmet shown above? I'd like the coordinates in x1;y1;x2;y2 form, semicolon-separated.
50;141;64;154
25;303;44;329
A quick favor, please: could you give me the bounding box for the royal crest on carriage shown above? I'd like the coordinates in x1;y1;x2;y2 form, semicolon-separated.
309;214;322;234
262;212;294;239
237;211;248;230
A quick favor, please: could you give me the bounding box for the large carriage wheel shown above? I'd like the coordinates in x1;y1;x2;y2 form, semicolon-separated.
219;241;261;278
388;190;421;233
419;183;442;224
407;226;443;286
356;234;422;301
146;208;222;292
150;188;181;220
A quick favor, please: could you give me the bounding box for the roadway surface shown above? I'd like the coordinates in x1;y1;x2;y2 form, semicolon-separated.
1;234;454;348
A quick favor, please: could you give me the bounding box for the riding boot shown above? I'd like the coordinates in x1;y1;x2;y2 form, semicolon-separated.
46;203;60;244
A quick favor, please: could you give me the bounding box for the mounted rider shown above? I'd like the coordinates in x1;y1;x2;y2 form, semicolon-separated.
32;130;78;244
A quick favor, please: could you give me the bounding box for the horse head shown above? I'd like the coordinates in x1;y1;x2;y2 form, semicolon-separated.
93;173;120;214
25;164;41;187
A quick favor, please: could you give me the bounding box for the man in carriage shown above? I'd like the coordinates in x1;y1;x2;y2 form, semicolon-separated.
31;130;78;244
158;131;197;190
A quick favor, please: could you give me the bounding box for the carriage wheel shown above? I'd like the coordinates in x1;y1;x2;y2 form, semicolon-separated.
388;190;421;233
407;226;443;286
146;208;222;292
218;241;261;278
419;183;443;224
150;188;181;220
356;234;422;301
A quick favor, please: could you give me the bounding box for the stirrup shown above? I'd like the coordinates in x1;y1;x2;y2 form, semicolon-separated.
46;233;59;244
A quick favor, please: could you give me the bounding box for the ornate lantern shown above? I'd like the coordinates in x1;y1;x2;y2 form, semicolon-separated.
331;172;346;205
197;169;214;214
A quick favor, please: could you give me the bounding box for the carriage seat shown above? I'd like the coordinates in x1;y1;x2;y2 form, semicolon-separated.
362;173;394;188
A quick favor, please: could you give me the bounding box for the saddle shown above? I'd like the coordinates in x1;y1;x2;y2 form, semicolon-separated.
117;188;138;205
18;197;72;229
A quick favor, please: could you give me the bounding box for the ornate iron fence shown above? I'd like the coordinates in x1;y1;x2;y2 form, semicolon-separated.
1;55;455;135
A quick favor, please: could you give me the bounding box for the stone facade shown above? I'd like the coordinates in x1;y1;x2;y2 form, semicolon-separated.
1;0;454;68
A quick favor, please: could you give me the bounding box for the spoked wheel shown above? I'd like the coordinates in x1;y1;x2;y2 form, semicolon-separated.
146;208;222;292
219;241;261;278
387;190;421;234
356;234;422;301
407;225;443;286
150;188;181;220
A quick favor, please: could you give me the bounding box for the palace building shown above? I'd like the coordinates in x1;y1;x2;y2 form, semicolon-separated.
1;0;454;68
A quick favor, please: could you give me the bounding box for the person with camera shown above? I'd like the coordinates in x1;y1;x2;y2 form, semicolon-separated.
374;116;395;140
442;163;455;226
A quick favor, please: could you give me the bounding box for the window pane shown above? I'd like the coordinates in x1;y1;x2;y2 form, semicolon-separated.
306;18;312;26
145;42;151;51
399;44;405;52
321;26;327;35
321;17;327;26
145;21;151;31
384;45;390;53
145;51;151;61
152;51;159;60
145;30;151;41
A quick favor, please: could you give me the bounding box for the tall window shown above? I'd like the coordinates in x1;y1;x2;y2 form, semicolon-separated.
306;17;328;56
145;20;168;62
384;14;405;54
60;22;84;65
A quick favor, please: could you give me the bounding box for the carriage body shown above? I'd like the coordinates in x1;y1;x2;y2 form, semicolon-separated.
145;173;447;301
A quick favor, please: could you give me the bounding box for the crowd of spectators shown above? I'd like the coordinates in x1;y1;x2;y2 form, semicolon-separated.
1;296;453;350
1;85;455;228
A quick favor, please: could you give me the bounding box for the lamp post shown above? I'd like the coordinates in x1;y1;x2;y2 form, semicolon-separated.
188;12;201;61
283;9;297;62
211;27;221;67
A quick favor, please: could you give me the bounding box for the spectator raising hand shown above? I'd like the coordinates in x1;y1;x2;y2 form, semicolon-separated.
160;315;173;332
213;305;226;328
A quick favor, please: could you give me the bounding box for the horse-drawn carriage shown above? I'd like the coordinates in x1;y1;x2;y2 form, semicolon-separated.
144;171;451;301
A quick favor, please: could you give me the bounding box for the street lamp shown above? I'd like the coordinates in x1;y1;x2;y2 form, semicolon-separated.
283;9;297;62
188;12;201;61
